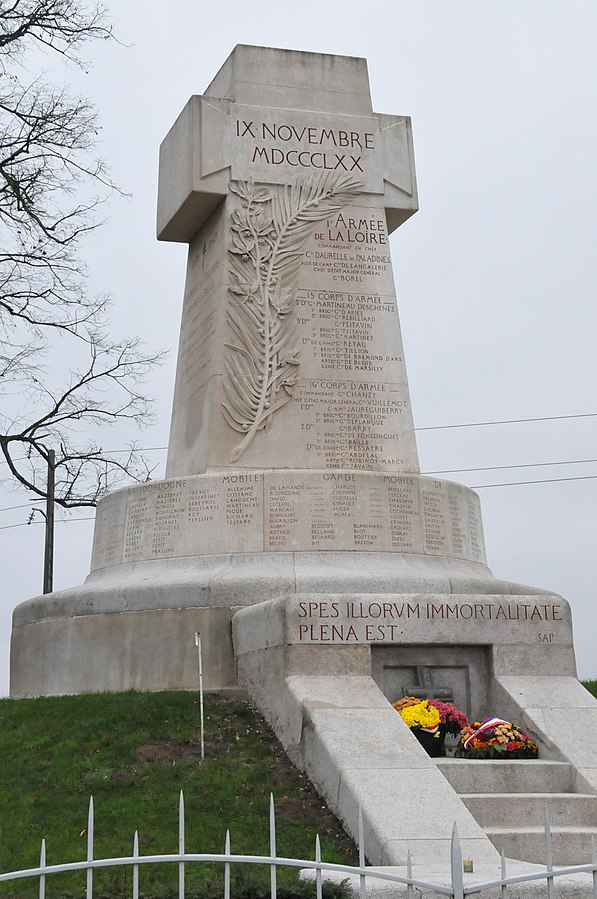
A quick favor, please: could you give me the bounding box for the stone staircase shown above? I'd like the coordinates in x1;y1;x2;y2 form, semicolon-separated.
436;757;597;865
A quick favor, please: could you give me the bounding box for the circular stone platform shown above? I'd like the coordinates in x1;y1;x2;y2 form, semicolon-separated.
10;471;547;698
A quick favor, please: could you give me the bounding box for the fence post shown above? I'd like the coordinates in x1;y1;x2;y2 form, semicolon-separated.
269;794;277;899
450;823;464;899
406;849;413;899
315;834;322;899
544;805;554;899
194;633;205;761
86;796;94;899
39;839;46;899
358;805;366;899
179;791;185;899
132;831;139;899
500;849;507;898
224;830;231;899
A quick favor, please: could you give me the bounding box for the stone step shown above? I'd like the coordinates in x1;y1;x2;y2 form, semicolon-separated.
436;758;575;794
460;792;597;828
485;825;597;866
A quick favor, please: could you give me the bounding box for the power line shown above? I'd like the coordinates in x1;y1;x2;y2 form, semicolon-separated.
1;410;597;467
2;450;596;514
415;412;597;431
1;469;597;530
472;474;597;489
0;446;169;466
0;517;95;531
5;454;596;515
425;457;597;475
0;501;38;514
95;446;168;454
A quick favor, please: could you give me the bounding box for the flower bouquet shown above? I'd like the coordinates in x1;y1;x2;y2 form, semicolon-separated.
392;696;444;756
455;717;539;759
427;699;469;736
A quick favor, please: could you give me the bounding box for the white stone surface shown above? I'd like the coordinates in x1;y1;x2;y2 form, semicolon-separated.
496;675;597;707
488;675;597;797
234;602;502;866
232;594;574;662
436;759;575;794
206;45;375;117
157;46;417;243
164;194;421;476
485;826;597;867
461;792;597;827
89;472;489;568
302;706;437;809
158;44;420;479
11;607;236;697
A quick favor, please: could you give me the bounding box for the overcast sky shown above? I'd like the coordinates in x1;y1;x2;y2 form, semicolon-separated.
1;0;596;692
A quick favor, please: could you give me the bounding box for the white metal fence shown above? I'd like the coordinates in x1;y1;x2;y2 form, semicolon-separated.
1;793;596;899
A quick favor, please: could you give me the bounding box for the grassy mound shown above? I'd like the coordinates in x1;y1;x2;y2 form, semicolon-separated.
3;681;596;897
0;691;356;898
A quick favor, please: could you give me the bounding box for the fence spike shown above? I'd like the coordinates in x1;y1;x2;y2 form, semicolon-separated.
86;796;94;899
39;838;46;899
269;794;277;899
500;849;507;899
224;830;231;899
358;806;366;899
132;831;139;899
544;804;554;899
315;834;322;899
0;789;592;899
179;791;185;899
450;822;464;899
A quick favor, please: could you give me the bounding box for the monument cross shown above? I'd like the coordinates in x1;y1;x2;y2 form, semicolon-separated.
158;45;420;478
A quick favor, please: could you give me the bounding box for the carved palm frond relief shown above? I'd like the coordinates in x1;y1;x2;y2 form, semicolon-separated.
223;172;362;462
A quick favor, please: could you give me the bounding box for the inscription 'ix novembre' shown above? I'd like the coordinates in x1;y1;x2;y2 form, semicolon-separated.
235;120;376;172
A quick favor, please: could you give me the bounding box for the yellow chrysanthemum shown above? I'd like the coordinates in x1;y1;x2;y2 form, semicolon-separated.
398;700;441;730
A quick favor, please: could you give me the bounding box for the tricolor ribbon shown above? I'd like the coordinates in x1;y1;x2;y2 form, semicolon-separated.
463;717;510;750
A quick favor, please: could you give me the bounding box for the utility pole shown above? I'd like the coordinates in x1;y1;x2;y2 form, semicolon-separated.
43;449;55;595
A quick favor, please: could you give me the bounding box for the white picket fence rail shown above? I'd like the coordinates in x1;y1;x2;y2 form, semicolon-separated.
1;792;596;899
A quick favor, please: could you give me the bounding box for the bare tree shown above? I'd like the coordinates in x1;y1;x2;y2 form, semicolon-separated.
0;1;163;507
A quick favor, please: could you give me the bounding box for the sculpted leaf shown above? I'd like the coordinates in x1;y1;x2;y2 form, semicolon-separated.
223;172;363;461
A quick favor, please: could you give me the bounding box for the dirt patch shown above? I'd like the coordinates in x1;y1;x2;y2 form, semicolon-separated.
276;796;318;821
110;769;140;786
136;741;203;763
266;763;294;787
275;794;356;855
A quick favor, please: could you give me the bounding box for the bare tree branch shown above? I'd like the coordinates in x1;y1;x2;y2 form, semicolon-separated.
0;1;163;507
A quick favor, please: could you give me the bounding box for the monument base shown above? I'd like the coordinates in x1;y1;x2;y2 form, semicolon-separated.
10;467;552;697
10;547;547;697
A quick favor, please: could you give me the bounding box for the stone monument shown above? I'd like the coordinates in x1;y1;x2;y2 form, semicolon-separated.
11;45;597;871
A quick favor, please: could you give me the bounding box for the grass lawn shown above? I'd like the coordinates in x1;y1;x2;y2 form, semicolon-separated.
2;681;597;898
0;691;356;899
